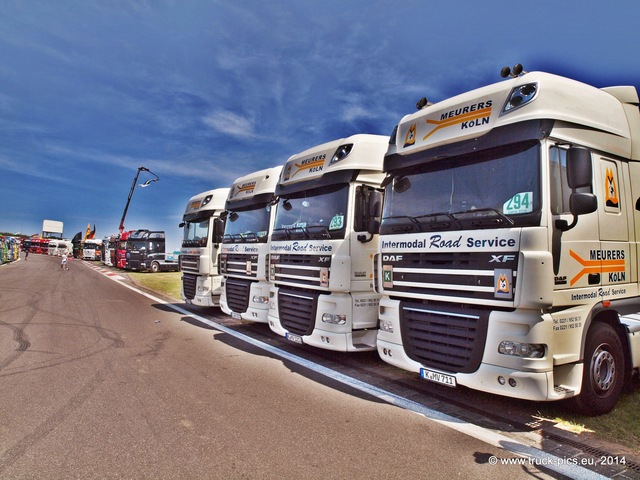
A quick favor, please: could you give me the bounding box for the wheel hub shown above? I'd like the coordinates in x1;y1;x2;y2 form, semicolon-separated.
591;346;616;395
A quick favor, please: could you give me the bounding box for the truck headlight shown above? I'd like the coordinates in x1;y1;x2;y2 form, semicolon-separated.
498;341;545;358
321;313;346;325
252;295;269;304
379;319;394;333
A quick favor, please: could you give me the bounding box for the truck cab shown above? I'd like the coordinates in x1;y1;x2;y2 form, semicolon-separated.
82;239;102;261
268;134;387;352
115;230;133;269
179;188;229;307
125;230;165;271
220;166;282;322
376;67;640;415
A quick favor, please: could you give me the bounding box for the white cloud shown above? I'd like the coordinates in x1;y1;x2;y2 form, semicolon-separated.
42;142;241;185
202;110;256;138
342;104;377;123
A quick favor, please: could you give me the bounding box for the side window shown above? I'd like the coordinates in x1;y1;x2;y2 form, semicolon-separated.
354;186;367;232
354;185;384;232
549;147;570;215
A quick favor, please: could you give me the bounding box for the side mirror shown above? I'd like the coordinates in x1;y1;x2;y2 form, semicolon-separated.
358;189;384;242
213;217;225;244
369;190;383;217
570;192;598;216
566;146;592;189
394;177;411;193
556;147;597;232
357;219;380;243
367;219;380;235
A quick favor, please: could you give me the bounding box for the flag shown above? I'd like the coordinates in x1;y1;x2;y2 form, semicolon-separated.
83;224;91;241
88;224;96;239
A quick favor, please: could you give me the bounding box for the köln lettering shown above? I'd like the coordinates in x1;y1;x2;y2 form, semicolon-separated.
461;117;490;129
609;272;626;282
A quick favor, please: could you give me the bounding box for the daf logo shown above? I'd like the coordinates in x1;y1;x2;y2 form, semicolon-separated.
382;255;403;262
489;254;516;263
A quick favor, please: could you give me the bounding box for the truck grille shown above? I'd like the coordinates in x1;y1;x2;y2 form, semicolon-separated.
382;251;517;302
400;301;488;373
182;274;197;300
270;254;330;288
277;288;321;335
180;254;199;274
224;278;251;313
127;259;142;271
220;253;258;278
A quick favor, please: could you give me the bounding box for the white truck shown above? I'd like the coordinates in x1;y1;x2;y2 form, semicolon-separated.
220;166;282;322
179;188;229;307
376;65;640;415
52;240;72;257
47;239;60;256
82;238;102;260
268;134;387;351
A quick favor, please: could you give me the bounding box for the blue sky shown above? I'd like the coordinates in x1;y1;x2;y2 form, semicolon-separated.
1;0;639;251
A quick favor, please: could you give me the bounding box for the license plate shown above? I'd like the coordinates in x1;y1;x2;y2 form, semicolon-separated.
231;312;241;320
420;368;457;387
286;333;303;344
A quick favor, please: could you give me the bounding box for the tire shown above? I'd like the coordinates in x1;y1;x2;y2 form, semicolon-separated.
571;322;625;416
150;261;160;273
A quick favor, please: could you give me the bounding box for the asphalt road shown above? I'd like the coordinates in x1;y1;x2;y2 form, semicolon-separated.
0;254;601;479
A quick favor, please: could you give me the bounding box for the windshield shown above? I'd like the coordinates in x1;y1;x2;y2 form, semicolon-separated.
272;184;349;240
128;240;147;251
223;204;271;243
182;219;210;247
381;141;541;233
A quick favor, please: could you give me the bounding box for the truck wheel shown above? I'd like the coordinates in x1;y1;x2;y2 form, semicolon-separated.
571;322;625;416
150;261;160;273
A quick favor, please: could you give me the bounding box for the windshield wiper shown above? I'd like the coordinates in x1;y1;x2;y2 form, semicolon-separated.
184;238;207;247
241;232;259;243
382;215;422;233
452;208;515;227
223;234;244;243
414;211;463;231
273;223;334;240
273;227;310;239
306;225;331;239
